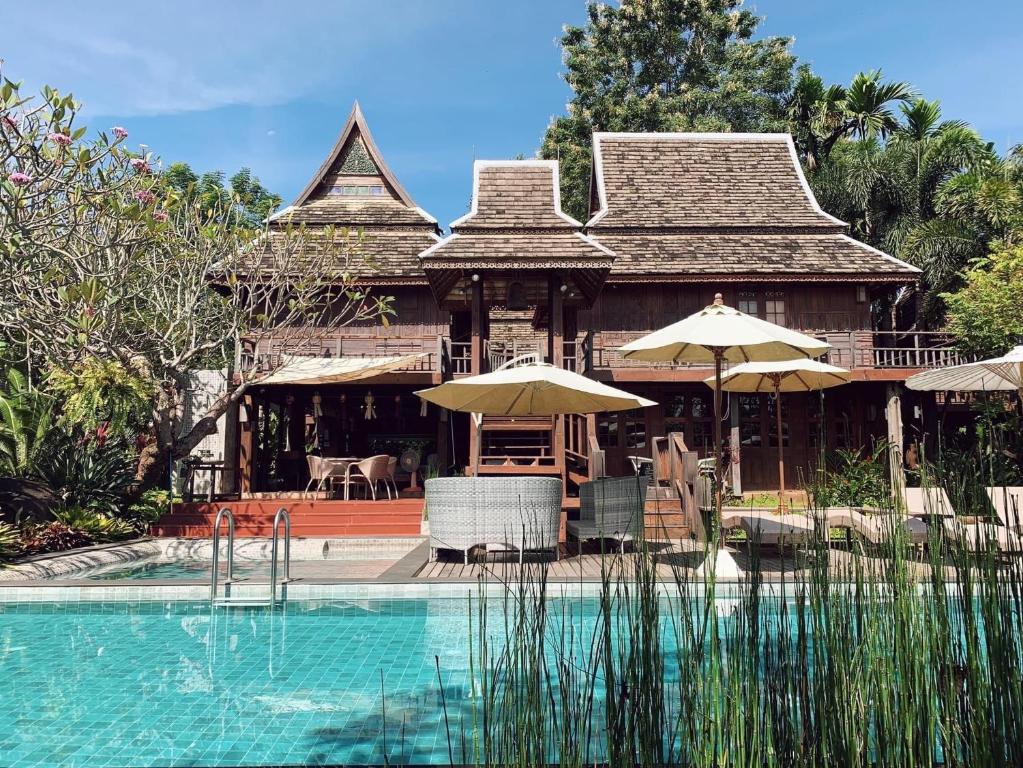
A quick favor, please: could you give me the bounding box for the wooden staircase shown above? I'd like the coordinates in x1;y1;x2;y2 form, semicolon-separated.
644;486;691;540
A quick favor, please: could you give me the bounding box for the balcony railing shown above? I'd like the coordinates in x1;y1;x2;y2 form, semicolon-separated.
242;331;443;374
583;329;967;372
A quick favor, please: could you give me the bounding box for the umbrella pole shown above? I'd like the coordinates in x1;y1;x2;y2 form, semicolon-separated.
713;349;724;525
774;378;786;513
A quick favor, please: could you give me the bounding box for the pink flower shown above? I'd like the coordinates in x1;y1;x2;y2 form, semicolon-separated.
7;172;31;186
134;190;156;205
112;126;128;139
153;210;168;222
47;132;72;147
130;157;150;173
1;115;17;131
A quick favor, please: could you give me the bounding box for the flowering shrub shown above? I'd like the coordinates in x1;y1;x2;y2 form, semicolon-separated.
19;522;92;555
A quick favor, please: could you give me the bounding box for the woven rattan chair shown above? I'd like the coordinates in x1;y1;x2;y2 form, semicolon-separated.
425;477;562;564
568;475;649;553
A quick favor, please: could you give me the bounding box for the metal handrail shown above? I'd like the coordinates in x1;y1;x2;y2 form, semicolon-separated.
269;507;291;605
210;507;234;604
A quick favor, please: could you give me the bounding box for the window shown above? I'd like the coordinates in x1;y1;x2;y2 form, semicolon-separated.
738;297;759;317
328;184;385;197
766;396;789;448
765;298;786;326
739;395;762;447
598;414;618;448
625;410;647;449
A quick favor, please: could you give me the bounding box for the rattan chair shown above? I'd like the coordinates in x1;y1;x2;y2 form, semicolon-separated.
345;455;391;500
568;475;649;553
425;476;562;564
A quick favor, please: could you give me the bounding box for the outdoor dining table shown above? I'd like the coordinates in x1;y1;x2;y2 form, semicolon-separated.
320;457;360;500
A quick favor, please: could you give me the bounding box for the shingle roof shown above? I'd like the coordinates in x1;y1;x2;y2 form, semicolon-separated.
272;198;436;227
595;232;918;280
420;232;613;269
260;227;440;280
587;133;919;279
451;161;580;231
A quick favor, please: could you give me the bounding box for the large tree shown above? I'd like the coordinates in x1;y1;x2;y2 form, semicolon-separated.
944;245;1023;358
1;74;392;485
164;162;282;228
541;0;796;221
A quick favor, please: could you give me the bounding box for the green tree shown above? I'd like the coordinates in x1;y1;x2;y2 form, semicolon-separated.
1;72;393;486
541;0;796;220
944;245;1023;357
163;161;282;228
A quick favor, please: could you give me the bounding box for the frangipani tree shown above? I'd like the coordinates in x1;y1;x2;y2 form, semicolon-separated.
0;72;392;485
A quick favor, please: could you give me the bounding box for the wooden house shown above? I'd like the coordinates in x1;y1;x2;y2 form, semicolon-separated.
162;105;965;536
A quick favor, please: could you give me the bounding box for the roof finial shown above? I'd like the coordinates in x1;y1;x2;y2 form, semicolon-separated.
713;292;724;305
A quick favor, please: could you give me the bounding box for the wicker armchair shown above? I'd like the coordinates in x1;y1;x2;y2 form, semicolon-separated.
567;475;649;553
425;477;562;564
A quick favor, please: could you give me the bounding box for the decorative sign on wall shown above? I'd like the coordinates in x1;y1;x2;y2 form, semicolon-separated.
363;390;377;420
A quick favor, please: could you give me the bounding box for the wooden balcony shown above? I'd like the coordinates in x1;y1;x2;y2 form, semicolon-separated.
241;330;444;375
582;329;967;375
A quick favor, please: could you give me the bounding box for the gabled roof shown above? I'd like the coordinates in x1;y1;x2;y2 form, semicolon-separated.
587;132;920;281
290;101;418;210
420;160;614;304
450;160;582;230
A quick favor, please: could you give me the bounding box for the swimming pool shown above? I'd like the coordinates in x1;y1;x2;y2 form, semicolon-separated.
2;593;658;766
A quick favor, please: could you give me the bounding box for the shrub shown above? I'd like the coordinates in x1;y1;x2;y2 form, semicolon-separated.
30;428;137;514
123;489;173;534
0;520;19;558
52;507;134;542
19;522;92;555
809;442;890;508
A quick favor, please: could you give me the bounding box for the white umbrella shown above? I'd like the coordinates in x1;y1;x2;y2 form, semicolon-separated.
416;363;656;474
620;294;831;516
906;344;1023;395
707;359;851;509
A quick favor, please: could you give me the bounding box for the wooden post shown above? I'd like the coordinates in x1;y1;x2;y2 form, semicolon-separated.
548;276;567;495
885;383;905;504
469;276;484;475
729;392;742;497
238;394;255;495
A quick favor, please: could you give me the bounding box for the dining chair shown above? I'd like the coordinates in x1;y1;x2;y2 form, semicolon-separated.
304;455;325;497
345;455;391;500
386;456;399;499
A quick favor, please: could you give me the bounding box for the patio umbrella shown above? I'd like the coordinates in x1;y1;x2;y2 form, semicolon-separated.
415;363;656;475
905;344;1023;396
707;359;851;510
619;293;831;517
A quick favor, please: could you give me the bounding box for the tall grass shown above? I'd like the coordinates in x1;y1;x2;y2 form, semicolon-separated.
431;475;1023;767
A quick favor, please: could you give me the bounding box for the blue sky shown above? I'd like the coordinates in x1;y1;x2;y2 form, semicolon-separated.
4;1;1020;228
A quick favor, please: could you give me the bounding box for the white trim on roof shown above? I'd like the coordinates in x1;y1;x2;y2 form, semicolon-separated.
575;231;616;258
839;233;922;273
586;131;848;229
418;232;459;260
448;159;582;229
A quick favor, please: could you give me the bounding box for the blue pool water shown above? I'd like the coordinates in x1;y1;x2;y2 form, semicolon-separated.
54;558;269;581
0;596;645;767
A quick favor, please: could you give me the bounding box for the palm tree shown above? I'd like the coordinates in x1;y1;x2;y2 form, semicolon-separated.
788;67;914;169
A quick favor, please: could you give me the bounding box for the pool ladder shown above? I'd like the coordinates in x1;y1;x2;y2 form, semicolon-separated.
210;507;291;608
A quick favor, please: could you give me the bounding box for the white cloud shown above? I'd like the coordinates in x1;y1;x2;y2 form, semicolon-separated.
3;1;438;116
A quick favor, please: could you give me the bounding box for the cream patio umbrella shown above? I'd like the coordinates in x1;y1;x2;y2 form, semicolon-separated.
620;293;831;516
906;344;1023;396
707;359;851;511
415;362;656;475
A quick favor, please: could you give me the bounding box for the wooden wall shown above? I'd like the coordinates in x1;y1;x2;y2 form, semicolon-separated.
579;282;871;333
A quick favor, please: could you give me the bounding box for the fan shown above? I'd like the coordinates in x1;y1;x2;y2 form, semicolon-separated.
399;450;422;492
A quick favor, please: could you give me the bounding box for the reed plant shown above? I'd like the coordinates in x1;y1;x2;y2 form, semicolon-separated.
429;468;1023;767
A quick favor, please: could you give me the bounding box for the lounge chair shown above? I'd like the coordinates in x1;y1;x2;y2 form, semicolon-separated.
568;475;649;553
985;486;1023;532
823;507;928;547
720;511;815;549
906;486;1023;553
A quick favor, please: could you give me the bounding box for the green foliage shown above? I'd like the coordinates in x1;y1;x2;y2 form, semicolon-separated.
541;0;795;219
809;442;891;508
163;161;282;229
944;245;1023;356
30;429;137;515
46;358;151;435
0;368;52;476
51;506;134;542
123;488;173;533
0;520;18;558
